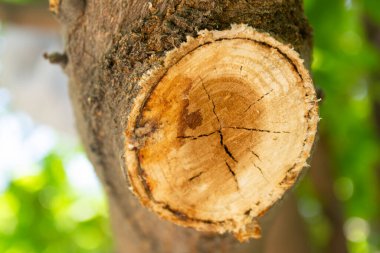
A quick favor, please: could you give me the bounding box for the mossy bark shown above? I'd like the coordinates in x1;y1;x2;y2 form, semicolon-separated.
57;0;314;252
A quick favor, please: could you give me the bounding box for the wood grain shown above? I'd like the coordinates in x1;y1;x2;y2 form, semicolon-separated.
125;25;318;241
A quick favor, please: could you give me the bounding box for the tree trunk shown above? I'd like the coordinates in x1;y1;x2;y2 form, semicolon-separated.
54;0;318;252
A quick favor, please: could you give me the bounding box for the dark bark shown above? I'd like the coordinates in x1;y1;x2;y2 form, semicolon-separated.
58;0;313;252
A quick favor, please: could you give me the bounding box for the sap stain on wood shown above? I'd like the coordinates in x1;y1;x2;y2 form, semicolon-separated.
177;76;203;137
183;105;203;130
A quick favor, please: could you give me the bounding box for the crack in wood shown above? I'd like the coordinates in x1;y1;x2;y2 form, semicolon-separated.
250;150;261;161
200;77;238;163
252;162;268;182
200;77;221;123
177;131;217;140
224;126;290;134
225;161;239;190
219;130;238;162
243;89;274;113
188;171;204;182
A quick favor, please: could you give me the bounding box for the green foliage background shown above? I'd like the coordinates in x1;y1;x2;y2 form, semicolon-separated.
0;152;112;253
0;0;380;252
300;0;380;252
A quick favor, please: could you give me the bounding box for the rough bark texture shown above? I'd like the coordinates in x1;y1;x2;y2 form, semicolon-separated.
57;0;314;252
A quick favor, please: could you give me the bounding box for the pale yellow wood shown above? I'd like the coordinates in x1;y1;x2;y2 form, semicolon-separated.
124;24;319;241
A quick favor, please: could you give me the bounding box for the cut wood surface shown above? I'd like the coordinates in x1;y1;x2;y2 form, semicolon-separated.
125;25;318;241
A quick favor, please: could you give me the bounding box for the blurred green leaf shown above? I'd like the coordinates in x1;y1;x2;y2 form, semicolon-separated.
0;152;113;253
303;0;380;252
